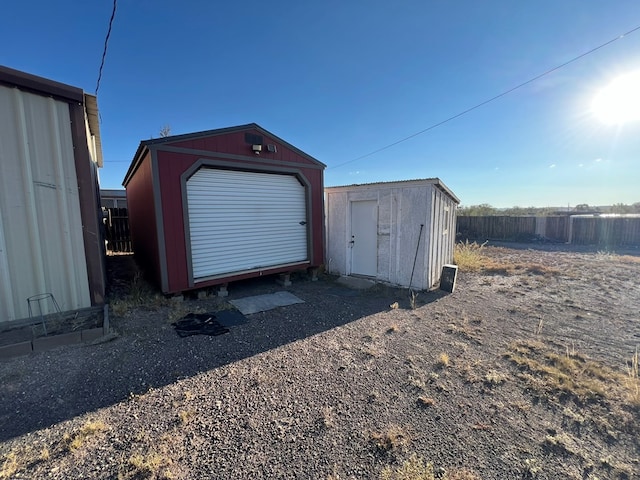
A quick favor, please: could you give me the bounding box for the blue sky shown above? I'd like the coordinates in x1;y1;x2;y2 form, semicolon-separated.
2;1;638;208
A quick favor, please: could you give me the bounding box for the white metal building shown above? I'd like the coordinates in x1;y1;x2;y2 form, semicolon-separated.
0;66;105;323
325;179;459;290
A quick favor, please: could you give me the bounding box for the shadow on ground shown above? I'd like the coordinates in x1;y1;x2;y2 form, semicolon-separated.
0;255;448;442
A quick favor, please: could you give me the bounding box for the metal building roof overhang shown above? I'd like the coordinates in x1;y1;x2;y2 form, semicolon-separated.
123;123;326;187
84;94;104;168
0;65;104;168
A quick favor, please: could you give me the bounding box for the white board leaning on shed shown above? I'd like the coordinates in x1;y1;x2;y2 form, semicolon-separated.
325;179;460;291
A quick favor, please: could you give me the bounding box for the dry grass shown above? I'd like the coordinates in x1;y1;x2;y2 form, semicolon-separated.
454;241;560;276
380;454;433;480
321;406;337;429
64;419;108;451
177;409;196;424
484;370;506;385
626;346;639;404
110;272;168;317
370;425;411;452
126;451;172;478
453;241;487;272
437;352;450;368
0;452;18;479
0;422;108;479
387;323;399;334
380;455;481;480
505;340;638;404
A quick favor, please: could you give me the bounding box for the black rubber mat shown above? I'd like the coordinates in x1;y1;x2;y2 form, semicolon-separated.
215;309;249;327
172;313;230;337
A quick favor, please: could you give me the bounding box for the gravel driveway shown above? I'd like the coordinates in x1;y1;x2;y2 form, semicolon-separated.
1;248;639;479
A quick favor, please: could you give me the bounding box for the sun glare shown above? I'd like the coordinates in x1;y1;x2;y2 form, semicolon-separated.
592;71;640;124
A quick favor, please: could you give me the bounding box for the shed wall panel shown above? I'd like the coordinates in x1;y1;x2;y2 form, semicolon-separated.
125;151;161;287
0;86;91;321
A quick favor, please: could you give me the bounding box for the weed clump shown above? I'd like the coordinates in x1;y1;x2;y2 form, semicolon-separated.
380;455;480;480
453;241;487;272
370;425;410;452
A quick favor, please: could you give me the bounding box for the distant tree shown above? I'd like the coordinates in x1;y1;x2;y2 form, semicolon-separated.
633;202;640;213
575;203;597;213
457;204;497;216
610;203;633;214
159;125;172;137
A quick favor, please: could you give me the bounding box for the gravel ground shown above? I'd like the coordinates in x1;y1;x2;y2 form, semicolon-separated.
1;247;639;479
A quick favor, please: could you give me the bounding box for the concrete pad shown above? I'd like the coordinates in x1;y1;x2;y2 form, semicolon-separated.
229;291;305;315
336;276;375;290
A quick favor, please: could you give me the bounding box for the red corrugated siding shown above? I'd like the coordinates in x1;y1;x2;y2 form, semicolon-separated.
153;128;324;293
125;152;161;286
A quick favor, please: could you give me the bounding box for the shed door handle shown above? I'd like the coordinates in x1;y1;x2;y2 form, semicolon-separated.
299;221;307;225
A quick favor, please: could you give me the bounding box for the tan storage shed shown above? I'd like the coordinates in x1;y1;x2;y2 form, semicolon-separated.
0;66;105;323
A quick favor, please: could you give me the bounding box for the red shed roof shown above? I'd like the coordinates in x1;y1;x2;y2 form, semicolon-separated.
123;123;324;186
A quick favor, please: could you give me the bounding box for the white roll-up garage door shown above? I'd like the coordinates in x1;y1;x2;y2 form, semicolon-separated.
186;168;308;281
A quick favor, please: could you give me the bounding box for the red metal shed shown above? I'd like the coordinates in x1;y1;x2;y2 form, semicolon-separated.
123;124;325;294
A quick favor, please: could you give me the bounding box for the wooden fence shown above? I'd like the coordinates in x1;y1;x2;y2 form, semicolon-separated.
457;215;640;246
104;207;132;253
569;216;640;246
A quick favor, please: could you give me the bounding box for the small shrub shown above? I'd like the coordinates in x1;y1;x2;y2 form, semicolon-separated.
128;452;168;475
65;419;107;451
178;409;196;424
40;448;50;461
453;241;487;272
484;370;506;385
438;353;450;368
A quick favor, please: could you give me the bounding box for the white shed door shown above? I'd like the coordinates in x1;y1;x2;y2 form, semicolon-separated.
187;169;308;281
350;200;378;276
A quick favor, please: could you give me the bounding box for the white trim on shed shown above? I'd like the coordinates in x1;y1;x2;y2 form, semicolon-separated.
186;168;309;281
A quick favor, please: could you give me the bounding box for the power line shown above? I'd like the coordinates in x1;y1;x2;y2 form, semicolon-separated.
329;24;640;170
95;0;117;95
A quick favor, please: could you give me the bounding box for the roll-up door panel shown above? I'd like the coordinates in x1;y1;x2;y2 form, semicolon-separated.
187;169;308;280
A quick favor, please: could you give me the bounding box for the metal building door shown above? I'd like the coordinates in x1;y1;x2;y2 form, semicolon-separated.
350;200;377;276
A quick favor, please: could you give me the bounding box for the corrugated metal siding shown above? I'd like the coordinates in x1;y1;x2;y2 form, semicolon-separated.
0;86;91;322
187;169;308;280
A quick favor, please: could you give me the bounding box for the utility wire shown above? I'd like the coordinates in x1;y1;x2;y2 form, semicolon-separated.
95;0;117;95
329;24;640;170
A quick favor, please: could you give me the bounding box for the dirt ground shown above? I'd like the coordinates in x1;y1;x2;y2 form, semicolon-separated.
0;246;639;479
